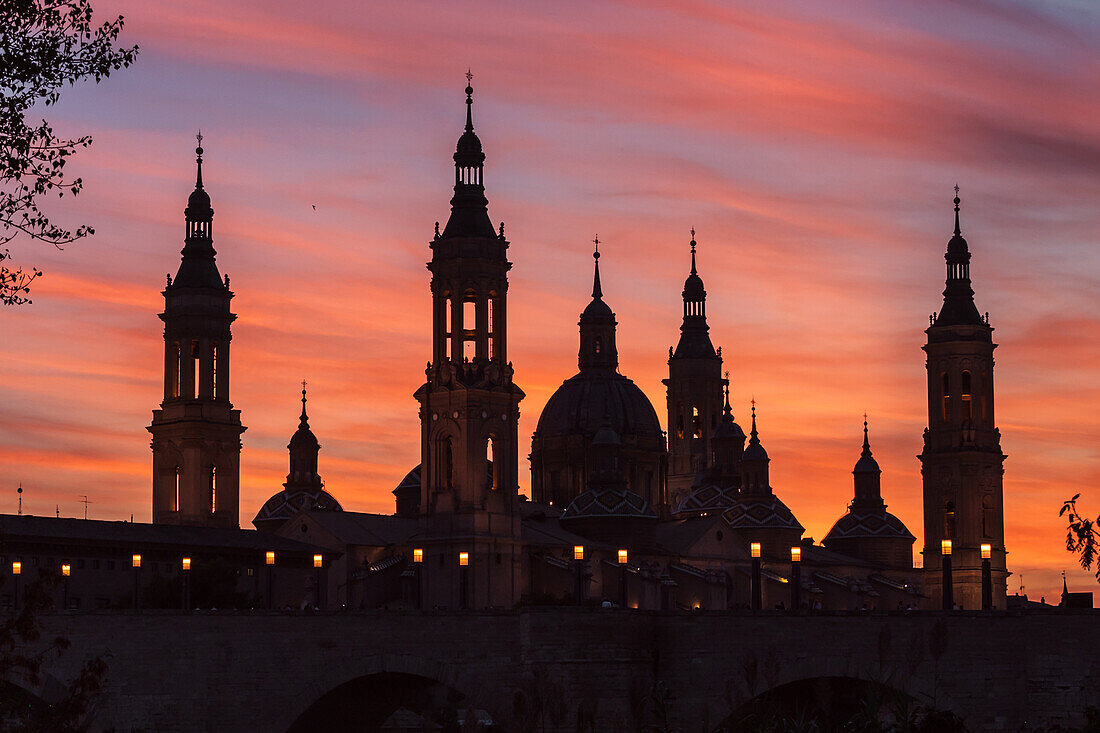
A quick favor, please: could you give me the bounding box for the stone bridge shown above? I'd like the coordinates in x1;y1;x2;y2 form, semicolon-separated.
15;609;1099;731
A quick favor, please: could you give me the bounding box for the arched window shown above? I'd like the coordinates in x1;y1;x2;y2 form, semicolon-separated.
982;495;994;538
209;466;217;513
692;405;702;439
941;372;951;422
211;343;219;399
190;340;201;399
486;436;498;491
172;343;182;398
961;371;972;420
488;296;496;359
173;467;181;512
442;437;454;490
944;499;956;538
444;296;453;359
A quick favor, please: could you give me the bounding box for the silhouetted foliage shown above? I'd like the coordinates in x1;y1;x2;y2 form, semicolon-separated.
1062;495;1100;582
1;0;138;305
0;573;107;731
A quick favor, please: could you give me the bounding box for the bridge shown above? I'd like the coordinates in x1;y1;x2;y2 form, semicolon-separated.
14;609;1099;731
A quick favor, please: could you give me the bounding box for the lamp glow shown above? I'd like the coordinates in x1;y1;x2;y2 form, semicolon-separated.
182;557;191;571
790;546;801;562
313;554;323;568
750;542;761;559
265;551;275;566
413;548;423;563
11;562;20;575
573;545;584;561
459;552;469;566
617;549;628;564
132;554;142;568
61;563;70;577
981;543;991;560
941;539;952;556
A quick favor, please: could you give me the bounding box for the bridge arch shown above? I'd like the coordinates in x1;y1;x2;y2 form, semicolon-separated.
282;654;503;733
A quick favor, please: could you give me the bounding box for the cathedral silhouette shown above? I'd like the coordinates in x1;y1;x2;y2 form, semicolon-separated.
1;80;1009;614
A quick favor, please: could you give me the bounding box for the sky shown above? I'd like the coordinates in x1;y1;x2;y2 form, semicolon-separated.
2;0;1098;604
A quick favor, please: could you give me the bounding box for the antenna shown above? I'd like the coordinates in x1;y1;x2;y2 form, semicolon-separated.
79;495;93;520
17;484;22;515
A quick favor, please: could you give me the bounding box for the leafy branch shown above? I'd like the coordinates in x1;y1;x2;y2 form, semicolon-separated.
1061;494;1099;581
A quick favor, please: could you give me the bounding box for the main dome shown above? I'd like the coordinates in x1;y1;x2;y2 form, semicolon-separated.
536;371;662;439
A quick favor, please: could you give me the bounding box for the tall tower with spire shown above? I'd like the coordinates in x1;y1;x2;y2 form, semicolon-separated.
664;230;726;506
414;77;525;608
149;136;245;529
920;190;1007;609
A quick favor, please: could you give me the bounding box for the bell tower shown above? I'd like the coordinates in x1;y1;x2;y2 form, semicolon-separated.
664;230;726;506
149;135;245;528
413;77;525;608
919;189;1007;609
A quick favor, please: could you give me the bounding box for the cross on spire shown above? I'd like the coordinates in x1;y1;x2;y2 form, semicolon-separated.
593;234;600;255
466;69;473;84
196;129;203;149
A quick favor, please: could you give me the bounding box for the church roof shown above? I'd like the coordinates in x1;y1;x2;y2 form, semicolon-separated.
253;487;342;528
561;487;656;520
536;371;662;440
823;509;915;543
674;482;740;515
291;510;419;548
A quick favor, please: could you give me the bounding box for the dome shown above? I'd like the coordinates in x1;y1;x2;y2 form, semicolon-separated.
536;371;662;440
289;423;319;449
456;129;483;157
683;272;705;300
713;418;746;441
853;452;880;474
581;297;614;320
823;509;914;542
743;441;768;462
562;487;656;520
253;487;343;531
674;482;739;515
946;232;968;257
722;495;803;532
187;187;212;214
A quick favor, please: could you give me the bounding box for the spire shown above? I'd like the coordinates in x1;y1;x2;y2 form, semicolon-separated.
934;186;983;327
592;235;602;298
441;73;495;239
690;227;697;275
723;379;732;418
195;130;204;190
174;133;223;289
672;228;716;359
749;400;759;445
299;380;310;430
862;414;871;457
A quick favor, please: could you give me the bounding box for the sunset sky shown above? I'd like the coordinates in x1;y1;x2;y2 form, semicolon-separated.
2;0;1098;603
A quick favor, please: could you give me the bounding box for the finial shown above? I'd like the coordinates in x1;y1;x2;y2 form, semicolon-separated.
193;130;205;189
299;380;309;425
196;129;203;155
434;221;440;238
499;221;505;239
689;228;697;275
722;375;731;416
166;273;172;287
953;184;961;236
224;274;230;289
591;235;603;299
862;413;871;455
749;398;759;442
464;70;474;132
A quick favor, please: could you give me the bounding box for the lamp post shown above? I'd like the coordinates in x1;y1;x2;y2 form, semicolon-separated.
750;542;762;611
941;539;953;610
790;546;802;612
313;554;323;610
573;545;585;606
12;561;20;610
265;551;275;610
458;552;469;610
61;563;70;610
132;554;142;612
412;548;423;610
981;543;992;611
617;549;628;608
181;556;192;607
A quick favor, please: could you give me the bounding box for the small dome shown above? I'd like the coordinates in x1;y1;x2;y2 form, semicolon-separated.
187;187;211;211
581;297;614;320
289;424;319;449
722;495;803;532
674;482;739;515
713;418;746;441
253;487;343;530
536;372;662;440
456;129;483;156
743;441;768;462
592;421;621;446
854;452;880;474
683;272;705;300
823;509;914;542
946;232;968;257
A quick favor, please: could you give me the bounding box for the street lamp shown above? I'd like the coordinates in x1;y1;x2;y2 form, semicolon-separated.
265;551;275;610
61;563;71;610
572;546;586;606
132;554;142;612
181;557;191;610
980;543;992;611
412;548;423;610
458;552;470;610
750;542;762;611
941;539;953;610
790;546;802;612
11;561;20;610
313;554;323;610
617;549;628;608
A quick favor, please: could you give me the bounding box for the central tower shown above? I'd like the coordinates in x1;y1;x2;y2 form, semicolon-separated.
414;78;524;608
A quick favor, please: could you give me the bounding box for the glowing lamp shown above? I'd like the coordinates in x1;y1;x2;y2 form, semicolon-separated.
265;551;275;566
413;548;424;563
182;557;191;571
313;554;323;568
573;545;584;561
941;539;952;556
61;563;71;577
617;549;628;565
132;554;142;568
459;552;469;567
790;546;801;562
750;542;761;559
980;543;991;560
11;562;20;576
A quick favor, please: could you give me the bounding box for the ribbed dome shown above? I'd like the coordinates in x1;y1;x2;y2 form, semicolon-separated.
674;482;739;515
536;372;662;440
723;495;803;532
253;487;343;530
562;487;656;520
